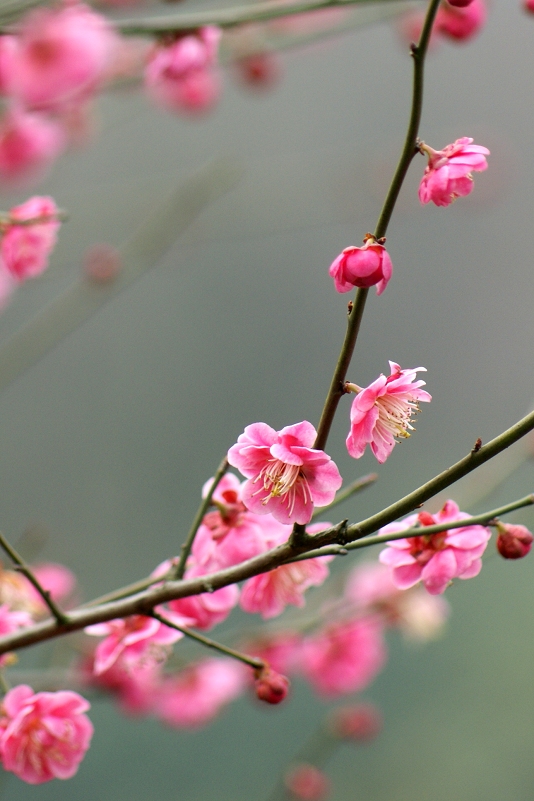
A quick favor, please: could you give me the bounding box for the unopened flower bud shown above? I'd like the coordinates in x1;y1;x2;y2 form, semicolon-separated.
329;235;392;296
254;666;289;704
496;523;533;560
284;764;330;801
446;0;474;6
328;703;382;741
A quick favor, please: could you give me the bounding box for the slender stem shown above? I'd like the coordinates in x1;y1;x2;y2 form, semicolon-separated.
117;0;407;35
80;573;167;608
312;0;441;455
288;495;534;561
173;456;228;580
0;671;10;696
0;532;68;625
2;411;534;656
311;473;378;520
151;610;264;670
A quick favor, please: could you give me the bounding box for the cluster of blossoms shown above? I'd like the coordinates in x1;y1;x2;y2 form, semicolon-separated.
0;195;62;309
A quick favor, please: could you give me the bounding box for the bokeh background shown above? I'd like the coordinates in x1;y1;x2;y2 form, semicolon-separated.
0;0;533;798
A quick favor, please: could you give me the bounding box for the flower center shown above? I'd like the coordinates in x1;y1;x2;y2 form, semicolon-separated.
254;459;310;516
376;393;420;440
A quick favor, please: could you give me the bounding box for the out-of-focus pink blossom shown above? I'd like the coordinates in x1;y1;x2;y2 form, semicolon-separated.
496;522;533;559
329;235;392;295
300;617;386;697
525;0;534;13
418;137;489;207
345;361;431;464
1;196;61;282
0;685;92;784
234;52;281;91
83;243;122;284
30;562;76;606
4;4;117;111
156;658;247;727
446;0;474;7
0;108;65;182
285;764;330;801
86;655;160;715
436;0;487;41
254;665;290;704
240;521;332;619
228;421;342;525
192;474;270;568
345;561;449;640
243;632;303;675
0;604;33;665
156;557;239;629
328;703;382;741
144;27;221;114
85;612;189;675
379;501;491;595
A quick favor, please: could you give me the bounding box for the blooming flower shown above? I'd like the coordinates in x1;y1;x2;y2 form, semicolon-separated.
0;685;93;784
300;617;386;697
4;3;117;111
155;658;246;727
436;0;487;41
240;521;332;619
144;27;221;114
1;196;61;281
329;235;392;295
228;421;342;525
345;361;431;463
418;137;489;207
496;522;533;559
192;474;271;568
0;108;65;183
379;501;492;595
85;612;190;675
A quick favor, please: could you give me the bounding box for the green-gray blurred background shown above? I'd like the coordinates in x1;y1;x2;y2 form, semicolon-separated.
0;0;533;798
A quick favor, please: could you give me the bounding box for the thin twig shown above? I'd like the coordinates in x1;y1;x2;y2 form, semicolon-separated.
117;0;410;35
173;456;229;580
0;532;68;625
151;610;264;670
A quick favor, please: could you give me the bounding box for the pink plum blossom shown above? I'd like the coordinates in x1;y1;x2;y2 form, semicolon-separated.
496;523;533;559
0;685;93;784
192;474;270;568
144;27;221;114
300;617;386;697
1;196;61;281
240;521;332;619
0;604;33;665
285;764;330;801
242;632;302;675
418;137;489;207
86;655;160;715
525;0;534;12
329;235;392;295
379;501;492;595
345;561;449;640
0;108;65;182
436;0;487;41
328;703;382;741
228;421;342;525
156;658;246;727
345;361;431;463
4;4;117;111
85;612;190;675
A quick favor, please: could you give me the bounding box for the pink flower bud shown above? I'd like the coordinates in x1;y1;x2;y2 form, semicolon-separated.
446;0;474;6
496;523;533;560
254;666;290;704
234;53;281;91
328;703;382;741
83;243;122;283
285;764;330;801
328;235;392;295
435;0;487;41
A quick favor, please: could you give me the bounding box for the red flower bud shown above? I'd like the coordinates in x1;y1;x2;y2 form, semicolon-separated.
284;764;330;801
254;666;289;704
496;523;533;560
328;703;382;741
446;0;474;6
